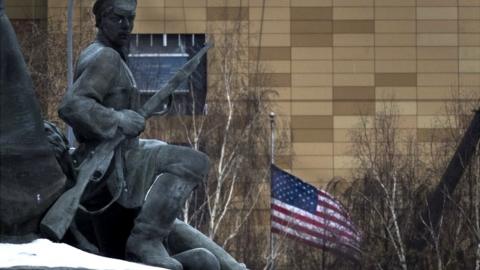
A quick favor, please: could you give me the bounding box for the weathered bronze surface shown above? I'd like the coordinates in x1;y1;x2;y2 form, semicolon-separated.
0;0;67;242
0;0;247;269
42;0;245;269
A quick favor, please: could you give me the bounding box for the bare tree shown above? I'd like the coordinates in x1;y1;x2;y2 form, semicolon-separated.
141;11;287;269
13;6;95;125
332;95;480;270
349;103;417;270
180;21;276;245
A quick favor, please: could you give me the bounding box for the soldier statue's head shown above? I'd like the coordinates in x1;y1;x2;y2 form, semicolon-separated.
93;0;136;48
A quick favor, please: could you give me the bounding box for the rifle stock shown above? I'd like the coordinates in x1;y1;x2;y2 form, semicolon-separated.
40;43;212;241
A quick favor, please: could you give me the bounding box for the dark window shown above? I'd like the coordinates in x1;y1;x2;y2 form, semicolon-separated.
128;34;207;115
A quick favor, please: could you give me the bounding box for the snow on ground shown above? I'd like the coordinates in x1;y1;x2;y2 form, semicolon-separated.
0;239;166;270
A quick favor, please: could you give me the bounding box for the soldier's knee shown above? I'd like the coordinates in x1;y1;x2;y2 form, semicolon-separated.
192;150;209;177
179;147;209;178
163;145;209;182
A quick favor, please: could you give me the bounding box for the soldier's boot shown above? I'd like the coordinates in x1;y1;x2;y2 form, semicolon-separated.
125;173;201;270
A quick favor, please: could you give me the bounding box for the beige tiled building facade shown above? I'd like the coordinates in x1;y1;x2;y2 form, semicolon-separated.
5;0;480;188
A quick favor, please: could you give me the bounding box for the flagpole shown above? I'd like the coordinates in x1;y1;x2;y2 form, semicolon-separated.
270;112;275;164
269;111;276;270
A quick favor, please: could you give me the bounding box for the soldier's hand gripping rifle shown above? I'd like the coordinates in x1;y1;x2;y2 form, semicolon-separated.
40;43;213;241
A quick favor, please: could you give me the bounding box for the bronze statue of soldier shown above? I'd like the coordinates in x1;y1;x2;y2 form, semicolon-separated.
57;0;247;269
0;0;247;267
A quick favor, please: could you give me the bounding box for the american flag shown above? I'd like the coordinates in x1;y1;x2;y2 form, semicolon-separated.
271;165;362;261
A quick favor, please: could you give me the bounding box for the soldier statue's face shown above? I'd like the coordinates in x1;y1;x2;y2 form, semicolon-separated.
99;9;135;47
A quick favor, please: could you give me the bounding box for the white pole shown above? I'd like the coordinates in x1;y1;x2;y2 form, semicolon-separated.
269;111;276;270
270;112;275;164
66;0;75;145
67;0;74;88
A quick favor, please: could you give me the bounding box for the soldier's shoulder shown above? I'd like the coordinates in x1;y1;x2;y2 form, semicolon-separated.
78;43;121;71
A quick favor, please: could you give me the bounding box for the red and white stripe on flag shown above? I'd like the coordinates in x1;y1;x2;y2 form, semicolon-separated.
271;165;361;261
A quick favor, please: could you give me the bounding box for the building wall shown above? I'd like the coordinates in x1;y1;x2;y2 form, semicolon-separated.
4;0;47;20
6;0;480;188
131;0;479;188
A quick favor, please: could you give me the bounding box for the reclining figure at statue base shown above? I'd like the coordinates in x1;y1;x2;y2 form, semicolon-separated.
0;0;247;269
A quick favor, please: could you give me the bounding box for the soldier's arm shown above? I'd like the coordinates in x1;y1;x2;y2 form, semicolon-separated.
58;48;124;141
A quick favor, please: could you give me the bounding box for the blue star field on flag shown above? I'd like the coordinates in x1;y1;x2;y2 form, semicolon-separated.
271;164;317;214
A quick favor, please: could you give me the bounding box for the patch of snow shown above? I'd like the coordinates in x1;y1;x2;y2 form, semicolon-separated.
0;239;166;270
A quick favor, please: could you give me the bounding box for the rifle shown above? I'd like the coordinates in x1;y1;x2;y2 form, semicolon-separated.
40;43;213;241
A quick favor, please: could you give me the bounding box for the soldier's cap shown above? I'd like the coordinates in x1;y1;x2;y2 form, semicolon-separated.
93;0;136;18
